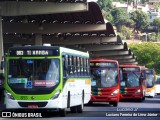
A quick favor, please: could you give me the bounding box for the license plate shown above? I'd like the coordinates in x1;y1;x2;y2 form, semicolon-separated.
28;105;38;108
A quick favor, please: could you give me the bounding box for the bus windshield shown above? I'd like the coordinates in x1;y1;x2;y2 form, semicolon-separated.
120;72;140;88
156;76;160;84
8;58;60;94
91;68;118;88
146;73;154;88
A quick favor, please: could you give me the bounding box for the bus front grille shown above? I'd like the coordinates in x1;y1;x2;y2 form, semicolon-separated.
18;102;48;107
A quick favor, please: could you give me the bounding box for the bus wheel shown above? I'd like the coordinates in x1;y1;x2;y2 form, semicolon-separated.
110;102;118;107
112;102;118;107
70;106;77;113
67;92;70;108
142;96;145;101
138;98;143;102
77;92;84;113
87;101;92;106
59;109;66;117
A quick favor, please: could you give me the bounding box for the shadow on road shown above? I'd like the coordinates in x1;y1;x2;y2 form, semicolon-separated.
85;102;115;107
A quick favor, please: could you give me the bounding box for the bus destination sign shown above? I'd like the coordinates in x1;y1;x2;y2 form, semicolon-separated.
90;62;117;68
9;49;59;56
145;70;154;74
122;67;140;72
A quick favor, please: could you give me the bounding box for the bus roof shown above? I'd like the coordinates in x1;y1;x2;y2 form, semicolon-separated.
119;64;139;68
60;47;89;57
90;58;118;63
7;46;89;57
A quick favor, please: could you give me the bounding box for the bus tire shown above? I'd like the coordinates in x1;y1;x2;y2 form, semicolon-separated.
138;98;143;102
112;102;118;107
70;106;77;113
77;92;84;113
87;101;92;106
142;96;145;101
59;109;66;117
67;92;70;108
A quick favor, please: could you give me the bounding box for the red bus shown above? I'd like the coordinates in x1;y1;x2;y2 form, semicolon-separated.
120;64;146;102
89;59;120;107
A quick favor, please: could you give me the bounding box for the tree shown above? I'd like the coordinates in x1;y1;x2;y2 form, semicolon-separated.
129;42;160;74
102;10;113;22
153;18;160;33
153;2;160;10
153;18;160;41
147;33;158;42
97;0;114;23
97;0;113;12
120;25;133;39
130;10;149;33
110;8;134;31
141;0;149;4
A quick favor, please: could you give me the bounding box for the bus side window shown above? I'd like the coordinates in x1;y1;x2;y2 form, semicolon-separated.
71;56;75;77
83;58;87;76
73;56;77;77
80;58;84;76
86;59;90;76
63;55;68;80
77;57;80;77
68;56;72;77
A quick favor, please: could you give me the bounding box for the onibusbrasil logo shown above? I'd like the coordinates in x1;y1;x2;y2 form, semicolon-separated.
1;112;42;118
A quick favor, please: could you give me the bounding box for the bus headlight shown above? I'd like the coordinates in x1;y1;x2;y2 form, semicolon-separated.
6;91;15;100
50;90;61;100
135;89;141;94
111;89;119;96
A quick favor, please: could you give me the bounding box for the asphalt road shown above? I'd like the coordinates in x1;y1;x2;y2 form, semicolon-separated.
0;95;160;120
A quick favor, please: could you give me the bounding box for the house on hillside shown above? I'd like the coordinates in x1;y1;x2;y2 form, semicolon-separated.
149;0;160;4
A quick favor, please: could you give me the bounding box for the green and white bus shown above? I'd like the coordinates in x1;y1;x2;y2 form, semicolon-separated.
1;46;91;116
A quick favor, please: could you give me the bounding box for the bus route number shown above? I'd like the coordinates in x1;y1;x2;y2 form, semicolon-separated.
16;51;23;55
20;96;28;100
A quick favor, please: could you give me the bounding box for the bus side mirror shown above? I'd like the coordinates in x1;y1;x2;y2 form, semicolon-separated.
0;61;4;70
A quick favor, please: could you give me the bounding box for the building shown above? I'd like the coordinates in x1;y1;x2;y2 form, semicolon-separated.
148;8;160;23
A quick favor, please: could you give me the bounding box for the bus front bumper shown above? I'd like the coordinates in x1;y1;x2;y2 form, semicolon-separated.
90;95;119;102
145;91;155;97
120;94;142;100
5;98;62;109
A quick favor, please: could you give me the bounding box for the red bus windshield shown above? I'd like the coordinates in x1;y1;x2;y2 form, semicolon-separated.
120;72;141;88
91;68;118;88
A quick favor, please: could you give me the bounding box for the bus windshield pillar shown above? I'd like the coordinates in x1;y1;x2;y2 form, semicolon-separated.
0;15;4;73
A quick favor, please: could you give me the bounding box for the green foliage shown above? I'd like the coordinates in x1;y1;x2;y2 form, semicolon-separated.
153;18;160;31
97;0;114;23
129;42;160;74
153;2;160;10
102;10;113;22
147;33;158;42
111;8;128;23
110;8;133;31
141;0;149;4
130;10;149;32
97;0;113;11
120;26;133;39
117;32;126;40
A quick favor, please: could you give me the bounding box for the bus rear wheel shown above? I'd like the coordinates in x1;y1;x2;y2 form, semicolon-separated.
70;106;77;113
77;92;84;113
59;109;66;117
